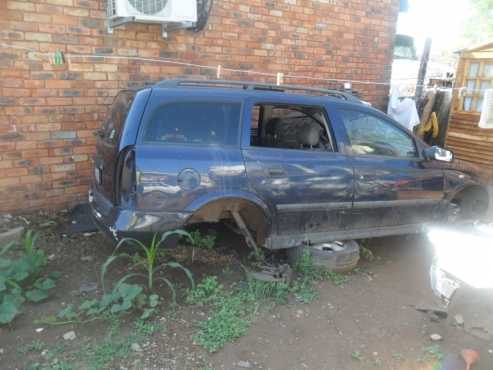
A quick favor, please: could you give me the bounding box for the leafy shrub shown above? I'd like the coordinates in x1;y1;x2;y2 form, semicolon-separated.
0;231;58;324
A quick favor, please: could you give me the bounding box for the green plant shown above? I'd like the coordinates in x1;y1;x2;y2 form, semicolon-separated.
194;291;255;352
290;279;319;303
326;271;349;286
360;246;375;262
423;344;444;361
99;231;194;319
246;278;289;304
103;231;194;294
294;249;326;281
351;351;363;361
248;247;266;263
188;230;216;263
135;319;162;336
188;230;216;250
20;339;45;354
186;276;224;306
0;230;58;324
41;231;194;326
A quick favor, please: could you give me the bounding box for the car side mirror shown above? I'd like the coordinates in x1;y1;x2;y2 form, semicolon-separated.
423;146;454;162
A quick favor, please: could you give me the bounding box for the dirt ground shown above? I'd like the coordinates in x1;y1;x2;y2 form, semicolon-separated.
0;212;492;370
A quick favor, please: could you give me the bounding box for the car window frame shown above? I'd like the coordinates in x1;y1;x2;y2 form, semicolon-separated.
136;98;244;148
335;106;421;160
242;98;339;153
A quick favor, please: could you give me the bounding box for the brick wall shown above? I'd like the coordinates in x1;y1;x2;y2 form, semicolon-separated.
0;0;399;212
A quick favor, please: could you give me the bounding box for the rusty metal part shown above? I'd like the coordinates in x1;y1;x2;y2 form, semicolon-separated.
231;209;260;254
246;263;293;284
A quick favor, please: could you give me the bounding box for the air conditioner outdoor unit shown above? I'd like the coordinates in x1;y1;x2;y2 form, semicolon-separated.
108;0;197;24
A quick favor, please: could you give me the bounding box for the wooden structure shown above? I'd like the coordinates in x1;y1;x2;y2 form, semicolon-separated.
445;42;493;176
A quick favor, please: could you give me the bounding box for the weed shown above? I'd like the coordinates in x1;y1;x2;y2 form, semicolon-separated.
0;230;59;324
248;247;266;265
246;279;289;304
326;271;349;286
194;291;255;352
188;230;216;263
20;339;45;354
360;246;375;262
293;249;323;280
291;279;319;303
189;230;216;250
186;276;224;306
41;231;194;326
28;362;72;370
423;344;444;361
351;351;363;361
135;319;162;336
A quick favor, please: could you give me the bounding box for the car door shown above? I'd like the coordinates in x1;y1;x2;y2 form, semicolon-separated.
241;97;354;248
334;106;445;230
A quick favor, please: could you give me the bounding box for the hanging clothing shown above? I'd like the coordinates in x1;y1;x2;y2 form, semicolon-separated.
479;89;493;129
387;85;421;131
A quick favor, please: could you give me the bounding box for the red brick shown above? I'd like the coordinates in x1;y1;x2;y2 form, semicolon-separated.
0;0;400;212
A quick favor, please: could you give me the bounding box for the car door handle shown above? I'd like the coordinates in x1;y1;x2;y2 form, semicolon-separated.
267;167;286;176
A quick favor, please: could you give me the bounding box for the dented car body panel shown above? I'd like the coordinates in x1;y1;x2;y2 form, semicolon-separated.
89;81;490;248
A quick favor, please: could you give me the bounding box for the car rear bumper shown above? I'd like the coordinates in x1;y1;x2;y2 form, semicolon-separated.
88;186;192;241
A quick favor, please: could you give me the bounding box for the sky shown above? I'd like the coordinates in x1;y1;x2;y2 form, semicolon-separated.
397;0;474;55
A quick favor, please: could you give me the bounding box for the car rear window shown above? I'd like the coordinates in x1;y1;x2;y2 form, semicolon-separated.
141;102;241;146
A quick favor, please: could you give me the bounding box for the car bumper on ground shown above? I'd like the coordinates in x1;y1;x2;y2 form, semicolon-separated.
88;187;192;241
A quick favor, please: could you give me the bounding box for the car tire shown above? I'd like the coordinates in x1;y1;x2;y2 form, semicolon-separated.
287;240;360;272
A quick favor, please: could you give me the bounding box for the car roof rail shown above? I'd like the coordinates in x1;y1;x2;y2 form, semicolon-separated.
155;79;361;102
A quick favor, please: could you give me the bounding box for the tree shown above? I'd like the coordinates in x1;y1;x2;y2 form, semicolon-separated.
464;0;493;45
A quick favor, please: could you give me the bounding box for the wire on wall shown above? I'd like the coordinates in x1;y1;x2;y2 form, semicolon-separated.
0;42;481;92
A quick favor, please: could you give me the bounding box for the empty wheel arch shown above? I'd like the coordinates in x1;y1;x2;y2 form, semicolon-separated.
450;185;490;221
186;198;272;248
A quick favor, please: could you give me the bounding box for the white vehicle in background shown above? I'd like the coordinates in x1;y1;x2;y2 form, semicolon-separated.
391;34;454;97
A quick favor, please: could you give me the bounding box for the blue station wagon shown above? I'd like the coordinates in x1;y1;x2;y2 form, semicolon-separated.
89;79;490;251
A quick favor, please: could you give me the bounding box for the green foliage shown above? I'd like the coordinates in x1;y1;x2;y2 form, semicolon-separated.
190;275;291;352
187;229;216;263
246;278;289;304
464;0;493;44
135;319;162;336
360;246;375;262
0;230;58;324
186;276;224;305
351;351;363;361
290;249;348;303
46;231;194;325
188;230;216;250
290;279;319;303
326;271;349;286
295;249;349;285
423;344;444;361
20;339;45;354
194;291;255;352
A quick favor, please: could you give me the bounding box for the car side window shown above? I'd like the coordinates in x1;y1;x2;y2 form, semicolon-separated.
141;102;241;146
250;104;334;151
338;109;417;158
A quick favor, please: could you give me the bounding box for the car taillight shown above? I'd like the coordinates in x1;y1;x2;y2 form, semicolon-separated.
117;149;136;206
